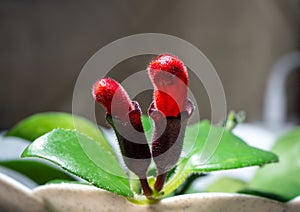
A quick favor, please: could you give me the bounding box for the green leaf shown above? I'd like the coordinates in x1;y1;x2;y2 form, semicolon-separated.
248;127;300;201
6;112;115;157
238;189;289;202
162;121;278;196
186;121;278;172
0;159;76;185
206;177;246;193
141;115;154;144
21;129;133;197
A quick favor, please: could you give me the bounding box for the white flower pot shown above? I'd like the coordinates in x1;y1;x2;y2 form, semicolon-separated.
1;173;299;212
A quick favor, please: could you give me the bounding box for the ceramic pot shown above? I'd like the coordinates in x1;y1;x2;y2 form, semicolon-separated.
1;173;300;212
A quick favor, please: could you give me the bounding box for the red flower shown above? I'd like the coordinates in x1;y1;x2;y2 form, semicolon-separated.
148;54;188;117
92;55;193;195
92;78;134;121
92;77;152;196
148;54;193;191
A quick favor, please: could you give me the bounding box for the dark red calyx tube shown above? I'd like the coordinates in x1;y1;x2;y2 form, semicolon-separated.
149;100;194;191
147;54;194;191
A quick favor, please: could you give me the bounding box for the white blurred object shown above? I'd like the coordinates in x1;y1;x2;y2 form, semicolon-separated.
0;133;38;188
0;132;29;159
235;51;300;150
263;51;300;128
233;123;276;151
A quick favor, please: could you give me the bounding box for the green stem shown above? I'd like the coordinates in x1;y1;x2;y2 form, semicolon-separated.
174;173;205;195
161;159;191;196
127;195;159;205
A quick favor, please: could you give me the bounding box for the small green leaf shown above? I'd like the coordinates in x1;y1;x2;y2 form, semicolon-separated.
0;159;76;185
162;121;278;196
223;111;246;131
6;112;114;156
141;115;154;144
21;129;133;197
248;127;300;201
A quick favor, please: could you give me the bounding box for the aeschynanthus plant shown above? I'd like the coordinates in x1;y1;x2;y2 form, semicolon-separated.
93;54;194;195
8;53;278;203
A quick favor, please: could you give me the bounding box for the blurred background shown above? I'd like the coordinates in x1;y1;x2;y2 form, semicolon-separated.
1;0;300;130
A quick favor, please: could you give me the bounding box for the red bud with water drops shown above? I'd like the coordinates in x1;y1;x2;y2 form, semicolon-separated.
93;77;152;197
93;78;134;122
147;54;194;191
148;54;189;117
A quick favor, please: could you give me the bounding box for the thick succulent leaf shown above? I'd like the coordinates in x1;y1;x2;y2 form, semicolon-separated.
248;127;300;201
6;112;114;156
162;121;278;196
0;159;76;185
183;121;278;172
21;129;133;197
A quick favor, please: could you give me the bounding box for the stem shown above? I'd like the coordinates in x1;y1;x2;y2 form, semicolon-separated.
173;173;205;195
139;178;153;198
154;173;167;192
161;159;191;196
127;195;159;205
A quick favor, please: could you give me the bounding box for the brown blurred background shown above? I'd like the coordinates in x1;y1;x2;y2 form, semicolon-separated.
1;0;300;130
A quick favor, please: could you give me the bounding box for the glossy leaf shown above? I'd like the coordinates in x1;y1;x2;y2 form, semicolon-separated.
248;127;300;201
162;121;278;196
185;121;278;172
21;129;133;197
0;159;76;185
6;112;114;156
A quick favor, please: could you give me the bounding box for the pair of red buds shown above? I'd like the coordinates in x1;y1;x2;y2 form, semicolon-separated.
92;54;193;197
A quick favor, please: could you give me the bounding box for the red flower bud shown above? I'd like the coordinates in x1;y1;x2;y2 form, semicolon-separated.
92;78;134;121
148;54;193;191
148;54;188;117
92;77;152;197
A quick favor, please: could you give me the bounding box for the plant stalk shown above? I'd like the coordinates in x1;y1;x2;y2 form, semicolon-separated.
139;178;153;198
154;173;167;192
161;159;191;196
